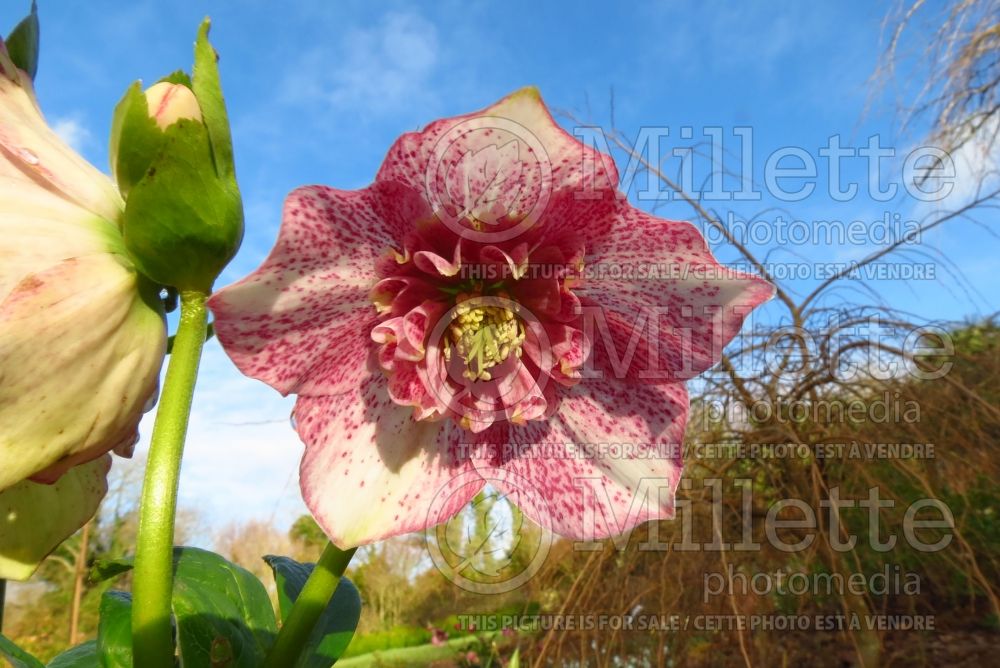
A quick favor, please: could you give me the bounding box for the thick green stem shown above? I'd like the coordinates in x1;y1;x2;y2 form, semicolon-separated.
131;291;208;668
264;542;357;668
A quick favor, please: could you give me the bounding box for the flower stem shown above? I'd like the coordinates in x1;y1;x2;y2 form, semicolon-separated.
264;542;357;668
131;290;209;668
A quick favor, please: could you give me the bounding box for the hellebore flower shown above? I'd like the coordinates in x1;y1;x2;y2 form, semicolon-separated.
0;32;166;575
210;88;773;547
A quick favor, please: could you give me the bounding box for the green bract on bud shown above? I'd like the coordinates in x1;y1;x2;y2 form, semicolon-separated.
109;80;197;198
111;18;243;293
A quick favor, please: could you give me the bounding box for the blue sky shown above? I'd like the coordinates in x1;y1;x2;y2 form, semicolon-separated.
4;1;996;537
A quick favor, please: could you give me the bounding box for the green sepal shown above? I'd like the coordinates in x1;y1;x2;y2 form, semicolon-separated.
264;555;363;667
6;1;39;81
121;116;243;292
192;18;235;178
108;81;164;198
113;18;243;292
0;457;109;581
158;69;193;88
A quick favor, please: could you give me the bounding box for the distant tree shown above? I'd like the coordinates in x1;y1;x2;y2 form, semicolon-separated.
351;535;426;632
214;519;296;605
288;514;328;559
883;0;1000;154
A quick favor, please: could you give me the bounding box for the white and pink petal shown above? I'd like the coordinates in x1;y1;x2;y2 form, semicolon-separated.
209;182;431;396
474;380;687;540
579;207;773;382
296;375;484;548
376;88;620;240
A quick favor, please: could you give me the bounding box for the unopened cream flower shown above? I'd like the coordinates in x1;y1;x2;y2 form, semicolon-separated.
0;35;166;577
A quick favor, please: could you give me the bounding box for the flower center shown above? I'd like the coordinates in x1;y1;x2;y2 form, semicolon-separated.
444;299;525;381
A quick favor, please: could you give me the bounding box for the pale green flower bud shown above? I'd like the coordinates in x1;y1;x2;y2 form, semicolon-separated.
110;20;244;293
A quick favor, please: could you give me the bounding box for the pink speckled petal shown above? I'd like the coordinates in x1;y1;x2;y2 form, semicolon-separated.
208;181;431;396
370;276;438;317
496;360;549;424
579;207;774;382
474;380;687;540
376;88;620;231
385;359;443;421
535;188;618;255
296;376;484;548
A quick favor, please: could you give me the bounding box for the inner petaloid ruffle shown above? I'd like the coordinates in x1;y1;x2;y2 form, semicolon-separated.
369;215;590;433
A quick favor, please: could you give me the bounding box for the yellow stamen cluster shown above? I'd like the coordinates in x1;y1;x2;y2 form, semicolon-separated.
443;298;525;381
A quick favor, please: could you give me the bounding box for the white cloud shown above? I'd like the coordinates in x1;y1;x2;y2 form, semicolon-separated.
909;116;1000;224
286;10;440;114
942;118;1000;206
51;116;92;152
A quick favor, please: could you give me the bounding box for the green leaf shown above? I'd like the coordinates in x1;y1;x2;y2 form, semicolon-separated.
5;1;39;81
0;634;44;668
89;548;277;668
46;641;99;668
264;555;363;667
96;591;133;668
192;18;235;178
171;548;277;668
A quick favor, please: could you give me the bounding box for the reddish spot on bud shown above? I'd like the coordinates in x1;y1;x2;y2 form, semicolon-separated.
144;82;202;130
